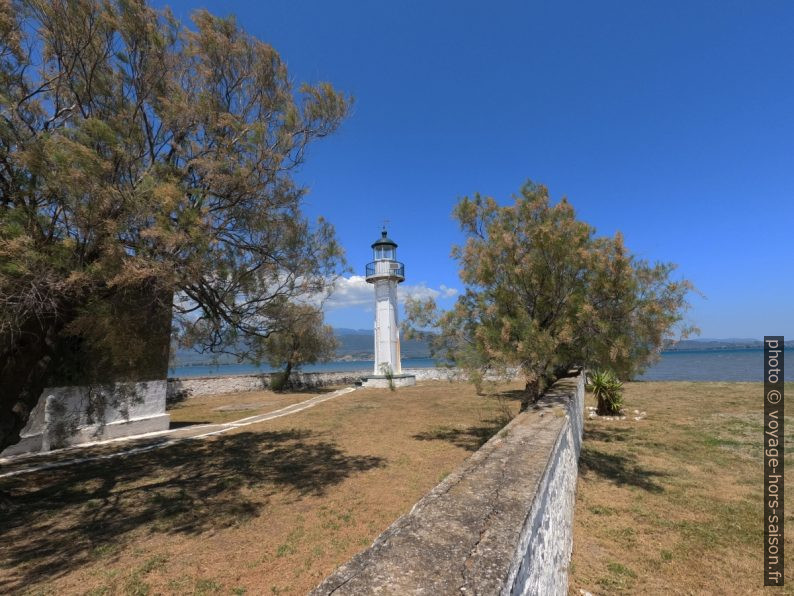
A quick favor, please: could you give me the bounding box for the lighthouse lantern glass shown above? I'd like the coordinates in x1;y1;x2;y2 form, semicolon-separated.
375;246;395;260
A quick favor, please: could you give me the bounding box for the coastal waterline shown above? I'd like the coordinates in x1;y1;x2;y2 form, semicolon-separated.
169;358;438;378
636;348;792;382
169;348;792;382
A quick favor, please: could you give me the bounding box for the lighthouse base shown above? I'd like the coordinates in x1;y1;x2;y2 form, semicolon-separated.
360;374;417;389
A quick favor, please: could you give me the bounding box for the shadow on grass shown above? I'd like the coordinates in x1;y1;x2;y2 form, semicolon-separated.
277;385;344;395
583;427;634;443
0;429;384;591
579;444;667;494
413;417;509;452
492;389;527;402
169;420;212;429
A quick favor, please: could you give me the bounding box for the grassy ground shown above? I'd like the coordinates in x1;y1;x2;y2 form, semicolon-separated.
0;380;521;595
570;381;794;595
166;387;340;426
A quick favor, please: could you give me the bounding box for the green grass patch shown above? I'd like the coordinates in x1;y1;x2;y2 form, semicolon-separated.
571;382;794;593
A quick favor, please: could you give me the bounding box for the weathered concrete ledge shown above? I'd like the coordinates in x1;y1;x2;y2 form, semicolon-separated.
312;371;585;596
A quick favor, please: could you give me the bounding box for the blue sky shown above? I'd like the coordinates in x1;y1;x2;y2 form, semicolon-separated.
158;0;794;337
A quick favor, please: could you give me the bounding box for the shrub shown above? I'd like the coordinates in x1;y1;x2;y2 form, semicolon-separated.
588;369;624;415
270;373;288;392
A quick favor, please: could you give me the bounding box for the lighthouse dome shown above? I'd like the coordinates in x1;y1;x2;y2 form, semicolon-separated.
371;230;397;249
371;229;397;261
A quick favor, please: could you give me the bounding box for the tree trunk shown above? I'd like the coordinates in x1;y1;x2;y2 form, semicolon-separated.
281;361;293;390
521;378;541;410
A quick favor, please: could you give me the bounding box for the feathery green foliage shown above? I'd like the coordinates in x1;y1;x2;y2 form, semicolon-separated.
0;0;350;449
262;305;337;390
405;181;695;407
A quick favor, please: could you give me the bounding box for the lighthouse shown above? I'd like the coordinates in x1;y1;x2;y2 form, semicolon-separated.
362;229;416;388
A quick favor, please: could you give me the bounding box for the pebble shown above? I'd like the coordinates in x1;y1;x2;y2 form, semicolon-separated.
587;410;644;422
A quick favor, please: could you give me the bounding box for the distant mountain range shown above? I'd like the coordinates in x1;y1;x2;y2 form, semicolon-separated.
336;333;794;357
172;328;432;366
662;338;793;351
172;332;790;367
334;328;430;359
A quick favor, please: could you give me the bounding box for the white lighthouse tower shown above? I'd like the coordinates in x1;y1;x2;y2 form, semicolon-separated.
362;229;416;388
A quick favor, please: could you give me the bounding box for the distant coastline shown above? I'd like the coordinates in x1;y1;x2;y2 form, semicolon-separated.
173;333;792;369
169;346;792;382
662;339;793;352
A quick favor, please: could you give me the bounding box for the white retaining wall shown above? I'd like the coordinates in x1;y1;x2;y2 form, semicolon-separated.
1;380;170;457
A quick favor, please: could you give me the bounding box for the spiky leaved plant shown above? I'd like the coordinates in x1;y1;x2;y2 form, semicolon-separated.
588;369;624;415
379;363;396;391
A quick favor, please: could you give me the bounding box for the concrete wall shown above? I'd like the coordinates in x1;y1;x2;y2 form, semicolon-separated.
1;381;170;457
167;371;363;400
312;371;585;596
166;366;470;400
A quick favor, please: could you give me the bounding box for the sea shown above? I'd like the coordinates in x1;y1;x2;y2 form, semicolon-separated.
169;348;792;382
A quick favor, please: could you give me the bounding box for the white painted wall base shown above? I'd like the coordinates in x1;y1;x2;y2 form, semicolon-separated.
1;380;170;457
360;374;416;389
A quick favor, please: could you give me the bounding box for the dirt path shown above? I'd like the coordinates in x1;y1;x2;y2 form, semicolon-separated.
0;386;358;479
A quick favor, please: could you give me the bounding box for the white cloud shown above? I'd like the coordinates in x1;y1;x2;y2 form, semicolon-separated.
439;284;459;298
323;276;458;310
323;275;371;308
397;283;441;303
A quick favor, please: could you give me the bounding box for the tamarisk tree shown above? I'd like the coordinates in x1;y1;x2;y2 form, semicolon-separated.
0;0;350;450
405;181;695;408
261;304;338;389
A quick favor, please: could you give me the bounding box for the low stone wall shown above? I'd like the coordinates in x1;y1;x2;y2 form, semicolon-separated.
166;366;471;400
312;371;585;595
167;371;363;401
404;366;467;382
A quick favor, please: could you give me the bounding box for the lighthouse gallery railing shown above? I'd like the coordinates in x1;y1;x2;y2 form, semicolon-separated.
365;260;405;278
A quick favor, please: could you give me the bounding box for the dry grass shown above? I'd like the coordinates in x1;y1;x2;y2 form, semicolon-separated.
167;387;342;426
0;380;521;595
570;381;794;595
